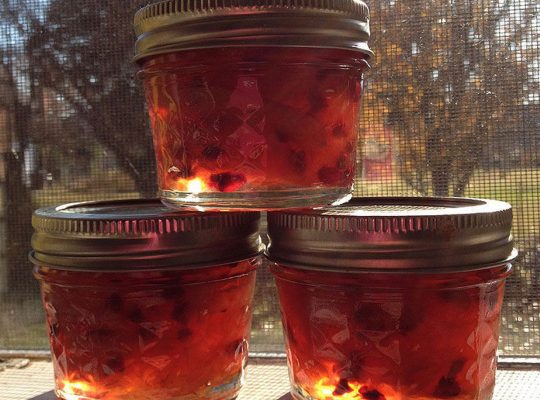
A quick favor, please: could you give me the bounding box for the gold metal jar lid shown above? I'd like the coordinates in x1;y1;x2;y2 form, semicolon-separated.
31;199;262;271
133;0;373;63
266;197;517;272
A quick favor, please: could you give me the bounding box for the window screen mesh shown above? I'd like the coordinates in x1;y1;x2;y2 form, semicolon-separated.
0;0;538;357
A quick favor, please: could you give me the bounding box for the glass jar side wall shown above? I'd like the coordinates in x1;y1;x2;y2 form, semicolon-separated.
271;263;512;400
35;258;259;400
141;47;369;209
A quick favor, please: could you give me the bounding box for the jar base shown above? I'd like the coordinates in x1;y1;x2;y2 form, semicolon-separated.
160;188;353;210
288;382;494;400
54;370;244;400
56;386;241;400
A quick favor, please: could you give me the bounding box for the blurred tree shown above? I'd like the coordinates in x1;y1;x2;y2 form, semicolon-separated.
360;0;538;196
26;0;156;197
0;2;40;295
0;0;155;294
0;0;537;293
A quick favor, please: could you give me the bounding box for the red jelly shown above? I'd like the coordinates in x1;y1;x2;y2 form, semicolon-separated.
31;200;262;400
134;0;372;209
267;197;516;400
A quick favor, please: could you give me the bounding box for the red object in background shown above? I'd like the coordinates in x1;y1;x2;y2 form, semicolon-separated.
140;47;369;209
35;259;258;400
272;264;510;400
362;125;393;181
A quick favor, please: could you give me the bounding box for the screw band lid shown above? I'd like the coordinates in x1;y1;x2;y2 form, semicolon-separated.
31;199;262;271
267;197;516;271
134;0;372;62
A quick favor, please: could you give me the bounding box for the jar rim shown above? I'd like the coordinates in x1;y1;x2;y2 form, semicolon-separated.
33;257;258;284
29;251;263;272
268;250;517;275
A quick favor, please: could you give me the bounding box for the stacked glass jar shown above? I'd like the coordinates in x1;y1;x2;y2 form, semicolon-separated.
31;1;516;400
133;0;372;210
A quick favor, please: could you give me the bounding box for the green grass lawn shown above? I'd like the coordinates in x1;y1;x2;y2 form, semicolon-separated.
0;323;49;349
32;188;141;209
355;168;540;237
32;168;539;235
465;169;540;236
0;298;49;350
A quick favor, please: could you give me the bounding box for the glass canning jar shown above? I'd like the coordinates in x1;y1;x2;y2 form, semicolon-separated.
133;0;372;210
30;199;262;400
266;197;517;400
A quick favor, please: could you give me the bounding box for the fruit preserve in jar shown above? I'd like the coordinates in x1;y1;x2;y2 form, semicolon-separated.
134;0;372;210
31;200;262;400
267;197;517;400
